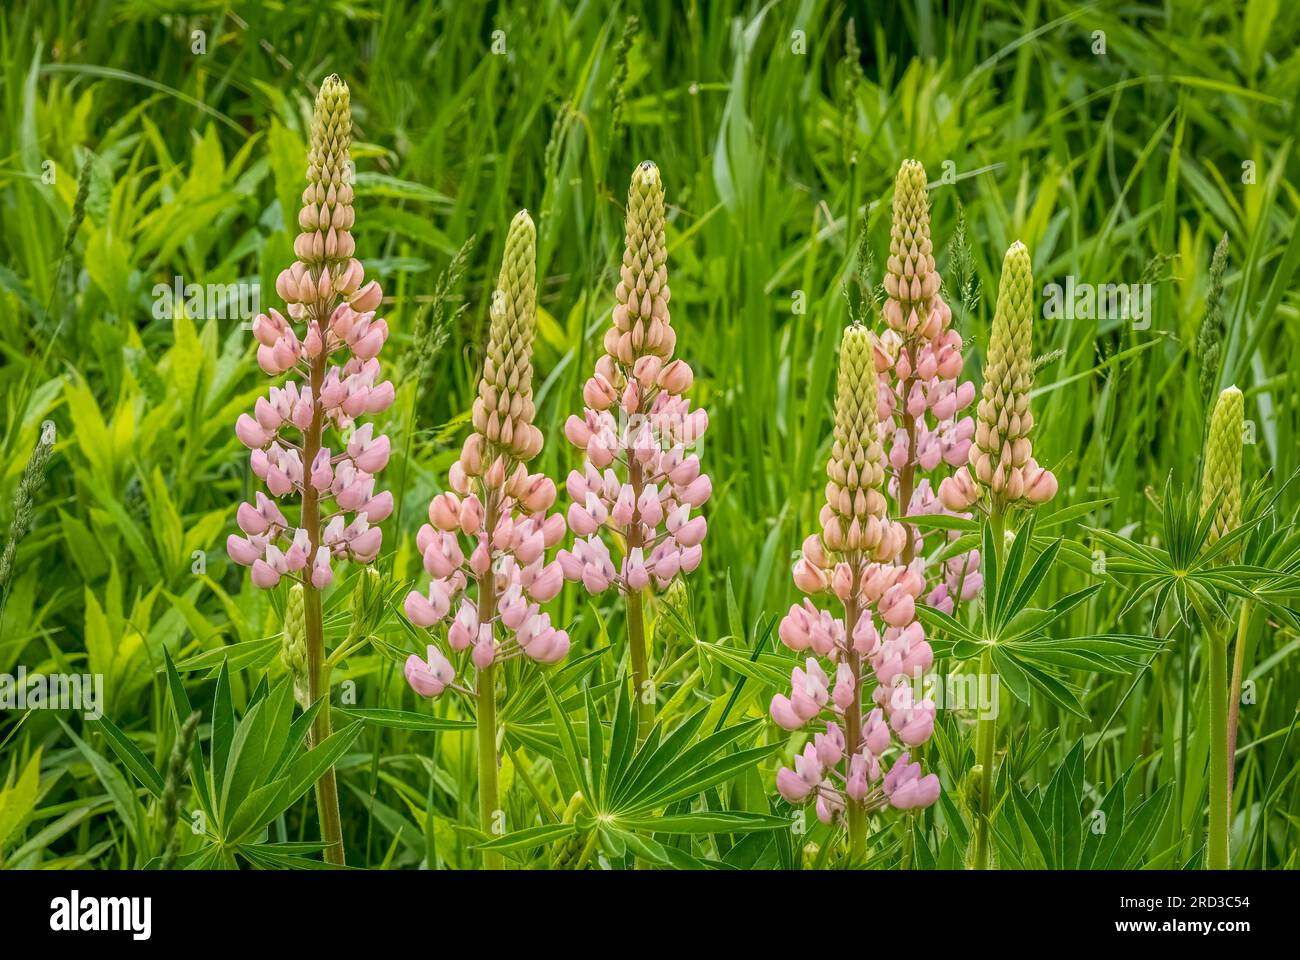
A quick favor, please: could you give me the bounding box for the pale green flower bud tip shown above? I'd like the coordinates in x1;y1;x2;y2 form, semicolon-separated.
477;209;542;463
833;324;880;467
350;565;386;635
992;240;1034;349
318;74;349;107
1201;384;1244;547
634;160;660;189
510;208;536;239
281;583;307;674
970;240;1038;498
628;161;665;227
1004;239;1030;273
896;158;927;197
823;322;889;552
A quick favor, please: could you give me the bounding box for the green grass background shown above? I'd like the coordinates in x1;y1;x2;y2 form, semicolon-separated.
0;0;1297;868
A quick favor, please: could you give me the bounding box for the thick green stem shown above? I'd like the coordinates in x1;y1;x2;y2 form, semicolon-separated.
477;491;502;870
1207;625;1230;869
477;662;501;870
972;646;996;870
626;459;653;740
1226;601;1252;796
1177;618;1192;857
972;506;1005;870
897;345;919;565
843;596;866;860
627;589;652;739
303;350;344;867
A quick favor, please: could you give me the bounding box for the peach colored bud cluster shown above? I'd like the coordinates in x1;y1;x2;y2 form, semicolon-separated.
939;241;1057;512
404;464;571;685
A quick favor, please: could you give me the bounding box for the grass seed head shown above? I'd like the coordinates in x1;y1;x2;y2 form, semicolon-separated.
1196;233;1230;403
0;421;57;595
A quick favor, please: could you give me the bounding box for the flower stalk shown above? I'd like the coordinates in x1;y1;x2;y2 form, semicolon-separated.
402;210;570;869
227;76;395;866
874;161;982;618
939;240;1055;868
772;324;940;857
1200;384;1244;870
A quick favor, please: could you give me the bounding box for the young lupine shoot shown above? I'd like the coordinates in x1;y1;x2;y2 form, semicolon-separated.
1200;385;1243;870
875;159;981;617
772;323;940;862
401;210;569;869
226;76;393;865
560;162;712;739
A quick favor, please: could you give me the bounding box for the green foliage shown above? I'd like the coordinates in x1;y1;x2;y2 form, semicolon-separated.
1;0;1298;869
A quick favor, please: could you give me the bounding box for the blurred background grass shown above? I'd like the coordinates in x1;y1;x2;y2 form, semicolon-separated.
1;0;1298;868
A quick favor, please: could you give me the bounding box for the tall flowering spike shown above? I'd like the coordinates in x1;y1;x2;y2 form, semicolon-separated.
941;240;1056;511
1200;385;1243;552
773;322;941;848
559;161;711;598
560;161;709;736
402;210;570;696
473;211;542;464
226;74;391;865
875;159;981;616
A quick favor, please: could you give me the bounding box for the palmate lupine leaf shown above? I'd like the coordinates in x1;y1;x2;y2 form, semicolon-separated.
1086;473;1300;630
480;680;782;865
918;513;1166;716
